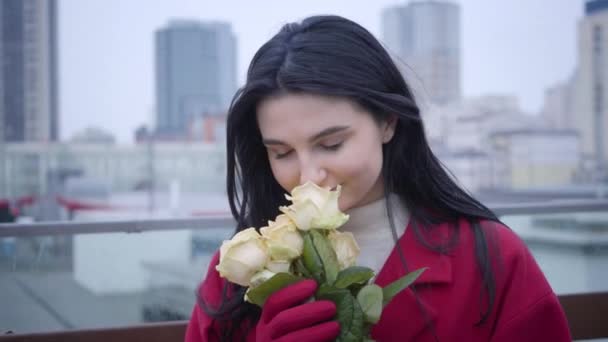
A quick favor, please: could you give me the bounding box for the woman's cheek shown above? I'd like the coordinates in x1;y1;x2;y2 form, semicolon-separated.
270;161;297;193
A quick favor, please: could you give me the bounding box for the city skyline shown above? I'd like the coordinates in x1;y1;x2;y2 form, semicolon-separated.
59;0;581;143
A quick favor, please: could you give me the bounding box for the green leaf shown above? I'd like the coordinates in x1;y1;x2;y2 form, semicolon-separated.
302;232;325;283
334;266;375;289
309;230;340;284
316;283;350;300
349;283;366;298
293;257;312;278
317;288;365;342
356;284;383;324
245;273;302;307
382;267;427;306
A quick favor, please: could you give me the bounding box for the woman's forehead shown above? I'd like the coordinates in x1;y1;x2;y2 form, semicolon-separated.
256;93;367;135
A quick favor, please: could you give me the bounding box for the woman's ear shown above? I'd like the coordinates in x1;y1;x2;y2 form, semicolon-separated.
382;115;398;143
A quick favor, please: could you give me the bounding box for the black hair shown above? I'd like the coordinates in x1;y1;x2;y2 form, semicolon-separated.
198;15;500;340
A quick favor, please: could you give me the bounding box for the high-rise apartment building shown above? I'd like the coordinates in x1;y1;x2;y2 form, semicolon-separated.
155;20;236;137
382;1;461;105
573;0;608;176
0;0;59;142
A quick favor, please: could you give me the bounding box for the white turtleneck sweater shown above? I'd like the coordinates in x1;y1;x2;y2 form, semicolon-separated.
340;193;410;274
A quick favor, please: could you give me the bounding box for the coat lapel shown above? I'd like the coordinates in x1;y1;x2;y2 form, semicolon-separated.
372;220;453;341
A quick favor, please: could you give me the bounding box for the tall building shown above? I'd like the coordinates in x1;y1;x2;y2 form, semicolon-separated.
155;20;237;138
573;0;608;178
382;1;461;105
0;0;59;142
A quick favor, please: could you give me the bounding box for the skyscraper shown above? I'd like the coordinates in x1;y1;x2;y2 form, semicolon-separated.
573;0;608;177
155;20;237;138
382;1;461;105
0;0;59;142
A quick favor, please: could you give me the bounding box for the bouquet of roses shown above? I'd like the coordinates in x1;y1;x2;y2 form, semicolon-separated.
215;181;426;341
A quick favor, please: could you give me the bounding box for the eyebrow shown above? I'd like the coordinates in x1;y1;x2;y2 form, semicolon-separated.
262;125;350;146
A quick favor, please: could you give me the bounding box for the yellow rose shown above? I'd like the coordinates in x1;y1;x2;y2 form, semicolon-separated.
260;214;303;261
328;230;360;270
266;260;291;273
215;228;269;286
280;181;349;230
249;269;277;288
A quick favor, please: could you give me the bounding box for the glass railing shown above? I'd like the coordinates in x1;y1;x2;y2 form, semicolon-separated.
1;200;607;338
494;200;608;296
0;216;233;335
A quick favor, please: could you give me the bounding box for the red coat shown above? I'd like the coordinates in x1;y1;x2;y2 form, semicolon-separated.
185;219;571;341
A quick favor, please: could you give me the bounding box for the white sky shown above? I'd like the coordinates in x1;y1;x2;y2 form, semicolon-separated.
59;0;583;143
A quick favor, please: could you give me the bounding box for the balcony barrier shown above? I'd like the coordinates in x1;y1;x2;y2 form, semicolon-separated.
1;199;608;341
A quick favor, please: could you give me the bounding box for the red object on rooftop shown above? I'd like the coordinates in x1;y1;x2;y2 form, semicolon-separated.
56;196;118;212
0;199;17;222
17;196;36;207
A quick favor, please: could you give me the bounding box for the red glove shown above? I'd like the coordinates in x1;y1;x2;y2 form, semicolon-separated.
255;279;340;342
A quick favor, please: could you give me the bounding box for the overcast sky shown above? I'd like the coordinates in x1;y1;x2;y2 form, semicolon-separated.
59;0;583;143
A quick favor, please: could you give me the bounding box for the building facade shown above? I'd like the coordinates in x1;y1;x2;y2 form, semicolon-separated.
0;142;226;198
490;130;581;189
382;1;461;105
155;21;236;138
573;0;608;177
541;78;575;130
0;0;59;142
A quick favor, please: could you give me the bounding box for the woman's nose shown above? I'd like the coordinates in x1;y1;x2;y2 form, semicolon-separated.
299;161;327;186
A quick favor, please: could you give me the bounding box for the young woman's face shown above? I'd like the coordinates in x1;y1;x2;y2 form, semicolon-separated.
256;93;396;212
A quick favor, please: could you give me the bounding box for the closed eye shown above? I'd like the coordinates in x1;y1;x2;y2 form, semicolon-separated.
273;149;293;159
321;142;343;151
273;143;340;159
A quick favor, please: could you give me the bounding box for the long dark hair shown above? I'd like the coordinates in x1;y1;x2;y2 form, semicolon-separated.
199;15;500;340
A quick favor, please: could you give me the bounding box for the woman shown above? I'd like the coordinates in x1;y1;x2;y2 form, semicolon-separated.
185;15;571;341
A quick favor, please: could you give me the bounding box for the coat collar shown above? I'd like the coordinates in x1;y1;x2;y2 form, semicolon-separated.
375;219;453;286
372;219;455;341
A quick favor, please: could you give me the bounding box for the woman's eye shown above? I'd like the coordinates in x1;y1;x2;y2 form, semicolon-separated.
321;142;343;151
274;150;292;159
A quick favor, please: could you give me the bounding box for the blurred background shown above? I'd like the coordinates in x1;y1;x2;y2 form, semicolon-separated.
1;0;607;338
